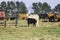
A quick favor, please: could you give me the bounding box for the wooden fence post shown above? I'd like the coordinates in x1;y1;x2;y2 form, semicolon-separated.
15;12;18;28
4;19;6;27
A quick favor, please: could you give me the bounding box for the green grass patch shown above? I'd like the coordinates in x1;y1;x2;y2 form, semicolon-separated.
0;26;60;40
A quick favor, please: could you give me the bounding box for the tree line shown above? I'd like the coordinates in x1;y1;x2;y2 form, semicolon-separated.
32;2;60;14
0;1;28;16
0;1;60;15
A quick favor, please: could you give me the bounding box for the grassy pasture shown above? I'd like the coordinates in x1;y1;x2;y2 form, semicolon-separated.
0;20;60;40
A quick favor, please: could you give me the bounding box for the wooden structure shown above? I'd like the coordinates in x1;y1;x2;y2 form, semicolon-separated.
0;9;18;27
0;10;6;27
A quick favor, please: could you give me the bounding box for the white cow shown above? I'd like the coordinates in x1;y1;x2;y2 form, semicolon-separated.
27;14;39;27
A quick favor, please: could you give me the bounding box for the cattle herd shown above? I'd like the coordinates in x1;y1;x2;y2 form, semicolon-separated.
0;11;60;27
39;12;60;22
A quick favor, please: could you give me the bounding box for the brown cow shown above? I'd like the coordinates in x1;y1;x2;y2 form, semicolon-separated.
47;12;55;22
18;14;27;20
47;12;60;22
55;14;60;21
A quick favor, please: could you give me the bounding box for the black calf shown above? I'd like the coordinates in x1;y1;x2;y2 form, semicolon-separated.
10;17;16;20
26;18;37;27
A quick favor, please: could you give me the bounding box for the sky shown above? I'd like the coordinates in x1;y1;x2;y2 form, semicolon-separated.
0;0;60;13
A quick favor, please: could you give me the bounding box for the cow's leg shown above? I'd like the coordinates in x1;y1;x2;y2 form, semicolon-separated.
58;18;60;22
4;19;6;27
33;23;36;27
36;20;39;27
33;24;34;27
28;23;29;27
49;17;51;22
